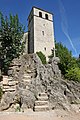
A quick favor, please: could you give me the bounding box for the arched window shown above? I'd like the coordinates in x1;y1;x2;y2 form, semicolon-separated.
45;14;48;20
39;12;42;18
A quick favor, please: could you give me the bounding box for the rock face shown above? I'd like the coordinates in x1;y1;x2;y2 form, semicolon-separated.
0;53;80;112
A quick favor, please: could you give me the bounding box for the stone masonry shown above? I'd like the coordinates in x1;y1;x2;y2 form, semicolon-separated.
28;7;55;61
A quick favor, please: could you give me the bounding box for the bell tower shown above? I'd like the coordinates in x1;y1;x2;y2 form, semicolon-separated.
28;7;55;60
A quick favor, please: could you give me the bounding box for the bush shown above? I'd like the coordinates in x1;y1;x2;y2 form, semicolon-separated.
65;67;80;82
36;51;47;64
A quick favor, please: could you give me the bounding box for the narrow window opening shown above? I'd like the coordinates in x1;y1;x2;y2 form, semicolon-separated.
39;12;42;18
42;31;44;35
44;47;46;51
45;14;48;20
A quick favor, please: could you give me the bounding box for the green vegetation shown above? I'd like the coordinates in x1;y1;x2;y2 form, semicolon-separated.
15;106;21;112
65;67;80;82
76;58;80;68
36;51;47;64
0;12;25;74
50;42;80;82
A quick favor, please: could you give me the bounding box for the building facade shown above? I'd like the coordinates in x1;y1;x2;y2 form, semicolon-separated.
27;7;55;60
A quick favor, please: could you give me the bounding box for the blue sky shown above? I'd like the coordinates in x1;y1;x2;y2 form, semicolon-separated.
0;0;80;57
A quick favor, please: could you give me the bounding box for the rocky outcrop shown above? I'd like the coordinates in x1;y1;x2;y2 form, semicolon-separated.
0;53;80;112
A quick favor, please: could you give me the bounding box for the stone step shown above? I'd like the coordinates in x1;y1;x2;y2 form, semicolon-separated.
38;93;48;97
23;75;31;79
3;77;14;85
22;78;31;82
22;80;31;85
37;96;48;101
3;85;16;89
9;81;18;85
27;70;32;73
8;81;16;86
3;81;18;86
3;86;9;89
8;77;13;81
34;105;49;112
3;88;16;92
35;101;49;106
3;75;8;79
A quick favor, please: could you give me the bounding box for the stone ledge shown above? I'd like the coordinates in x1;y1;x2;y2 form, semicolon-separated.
34;105;49;112
37;96;48;101
35;101;49;106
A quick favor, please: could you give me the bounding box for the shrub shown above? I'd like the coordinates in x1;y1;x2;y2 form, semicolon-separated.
15;106;21;112
36;51;47;64
65;67;80;82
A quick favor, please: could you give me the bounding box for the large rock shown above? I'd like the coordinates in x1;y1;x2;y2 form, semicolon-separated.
0;53;80;112
0;92;15;111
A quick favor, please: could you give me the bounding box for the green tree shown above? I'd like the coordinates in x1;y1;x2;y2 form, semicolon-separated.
51;41;80;82
65;67;80;82
0;12;25;74
51;42;77;75
76;58;80;68
36;51;47;64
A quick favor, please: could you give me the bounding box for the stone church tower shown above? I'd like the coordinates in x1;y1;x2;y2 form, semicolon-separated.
28;7;55;60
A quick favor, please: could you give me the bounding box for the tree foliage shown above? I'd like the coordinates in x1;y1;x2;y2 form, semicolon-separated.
65;67;80;82
0;12;25;74
50;41;80;82
76;58;80;68
36;51;47;64
52;42;77;75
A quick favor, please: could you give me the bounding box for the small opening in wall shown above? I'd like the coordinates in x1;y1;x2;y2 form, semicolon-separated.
44;47;46;51
39;12;42;18
45;14;48;20
42;31;44;35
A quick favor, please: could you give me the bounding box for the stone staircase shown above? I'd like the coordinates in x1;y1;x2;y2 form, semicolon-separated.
2;69;33;92
2;76;18;92
34;92;49;112
22;71;33;89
